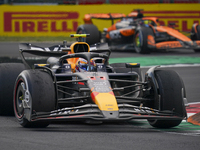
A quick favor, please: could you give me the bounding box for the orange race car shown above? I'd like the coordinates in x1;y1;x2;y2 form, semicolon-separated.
77;9;200;54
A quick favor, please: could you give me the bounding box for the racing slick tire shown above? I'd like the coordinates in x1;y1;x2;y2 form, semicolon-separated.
148;70;186;128
134;26;154;54
76;24;101;45
191;24;200;52
14;70;56;128
0;63;25;115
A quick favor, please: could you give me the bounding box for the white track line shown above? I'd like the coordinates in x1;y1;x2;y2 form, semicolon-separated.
142;63;200;68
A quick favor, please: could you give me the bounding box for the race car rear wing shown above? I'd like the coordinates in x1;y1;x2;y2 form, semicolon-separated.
84;13;126;25
19;43;69;56
19;42;111;69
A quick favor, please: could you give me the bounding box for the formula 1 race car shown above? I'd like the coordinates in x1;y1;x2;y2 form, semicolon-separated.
77;9;200;54
0;34;187;128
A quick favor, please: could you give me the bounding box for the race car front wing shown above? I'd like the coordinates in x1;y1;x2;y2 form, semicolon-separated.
154;40;200;50
30;103;185;122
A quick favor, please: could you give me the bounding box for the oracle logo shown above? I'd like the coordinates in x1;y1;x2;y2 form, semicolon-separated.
4;12;79;33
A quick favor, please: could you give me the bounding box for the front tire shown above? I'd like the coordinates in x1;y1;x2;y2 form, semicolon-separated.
0;63;25;115
191;24;200;52
14;70;56;128
134;27;154;54
148;70;186;128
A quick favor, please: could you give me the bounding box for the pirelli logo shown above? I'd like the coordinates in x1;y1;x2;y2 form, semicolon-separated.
143;11;200;32
4;12;79;33
2;10;200;35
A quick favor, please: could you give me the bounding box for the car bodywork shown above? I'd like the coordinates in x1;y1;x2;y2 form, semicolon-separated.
77;10;200;53
13;34;187;128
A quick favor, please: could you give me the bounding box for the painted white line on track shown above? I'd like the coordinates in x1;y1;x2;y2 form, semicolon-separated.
141;63;200;68
187;102;200;105
187;113;196;117
166;132;200;137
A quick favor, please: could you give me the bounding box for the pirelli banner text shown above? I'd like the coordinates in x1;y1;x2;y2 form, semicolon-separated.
0;4;200;37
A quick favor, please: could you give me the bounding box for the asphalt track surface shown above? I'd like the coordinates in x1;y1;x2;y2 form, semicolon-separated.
0;42;200;150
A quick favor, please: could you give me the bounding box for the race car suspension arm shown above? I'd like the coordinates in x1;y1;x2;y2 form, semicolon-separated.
57;89;74;97
56;80;89;96
109;79;146;84
56;79;88;84
58;96;90;104
120;84;143;89
112;84;143;93
57;84;80;92
121;87;143;97
116;96;153;103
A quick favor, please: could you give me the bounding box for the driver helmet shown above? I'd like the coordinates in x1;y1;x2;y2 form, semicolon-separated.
75;58;96;72
143;20;149;27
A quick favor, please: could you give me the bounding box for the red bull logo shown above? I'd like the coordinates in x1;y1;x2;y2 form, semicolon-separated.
4;12;79;33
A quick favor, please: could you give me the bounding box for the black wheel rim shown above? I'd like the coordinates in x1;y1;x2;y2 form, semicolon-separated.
14;80;26;118
135;32;142;53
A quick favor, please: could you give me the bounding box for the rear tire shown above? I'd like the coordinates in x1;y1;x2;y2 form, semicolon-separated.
134;27;154;54
148;70;186;128
76;24;101;45
14;70;56;128
191;24;200;52
0;63;25;115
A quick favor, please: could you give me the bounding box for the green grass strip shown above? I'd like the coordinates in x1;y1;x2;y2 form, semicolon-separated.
109;56;200;66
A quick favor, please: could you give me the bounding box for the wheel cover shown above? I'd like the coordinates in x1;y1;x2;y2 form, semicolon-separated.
14;80;26;118
135;32;142;53
136;34;141;47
